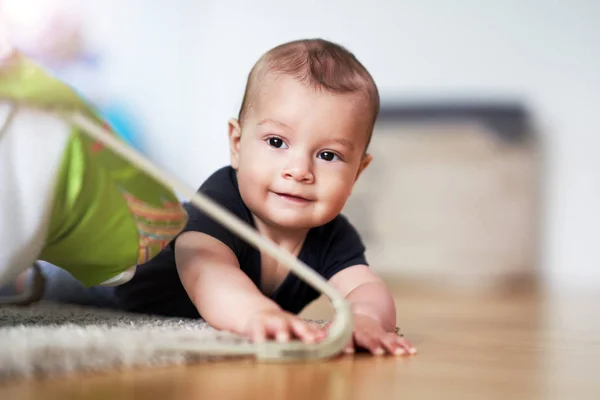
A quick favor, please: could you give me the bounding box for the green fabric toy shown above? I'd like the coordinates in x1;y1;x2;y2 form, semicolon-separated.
0;51;188;289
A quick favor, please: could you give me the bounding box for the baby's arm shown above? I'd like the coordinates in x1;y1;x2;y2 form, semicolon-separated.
329;265;416;356
174;231;324;343
331;265;396;330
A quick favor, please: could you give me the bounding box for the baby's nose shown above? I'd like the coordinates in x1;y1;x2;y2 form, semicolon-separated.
282;156;314;183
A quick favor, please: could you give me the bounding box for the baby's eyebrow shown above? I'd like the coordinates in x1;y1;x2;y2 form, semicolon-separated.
326;138;356;151
257;118;292;130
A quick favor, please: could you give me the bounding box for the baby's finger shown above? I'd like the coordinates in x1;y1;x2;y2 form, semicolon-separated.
309;322;328;340
264;316;291;342
381;333;407;356
249;320;268;343
396;336;417;355
343;340;355;355
354;331;384;356
289;319;320;343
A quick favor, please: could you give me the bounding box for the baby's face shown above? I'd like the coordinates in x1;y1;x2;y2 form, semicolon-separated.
229;74;372;231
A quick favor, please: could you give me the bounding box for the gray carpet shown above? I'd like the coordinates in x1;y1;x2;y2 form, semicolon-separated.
0;302;254;381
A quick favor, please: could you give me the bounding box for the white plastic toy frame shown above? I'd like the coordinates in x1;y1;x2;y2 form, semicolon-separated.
60;110;354;362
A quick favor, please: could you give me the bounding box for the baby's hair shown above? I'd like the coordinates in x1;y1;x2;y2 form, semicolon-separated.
237;38;380;151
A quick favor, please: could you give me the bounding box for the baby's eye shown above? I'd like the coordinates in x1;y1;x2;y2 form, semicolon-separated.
267;137;287;149
318;151;340;162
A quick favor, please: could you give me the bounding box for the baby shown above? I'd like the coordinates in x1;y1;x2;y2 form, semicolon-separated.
115;38;416;357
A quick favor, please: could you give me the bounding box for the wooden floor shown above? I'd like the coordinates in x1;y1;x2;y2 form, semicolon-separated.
1;283;600;399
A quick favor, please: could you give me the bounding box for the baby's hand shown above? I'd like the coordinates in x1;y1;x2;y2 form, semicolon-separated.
244;309;326;344
330;314;417;356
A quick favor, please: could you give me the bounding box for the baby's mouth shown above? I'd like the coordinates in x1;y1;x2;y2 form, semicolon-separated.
273;192;313;203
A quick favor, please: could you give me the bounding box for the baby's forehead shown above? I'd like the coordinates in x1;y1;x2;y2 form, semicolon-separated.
254;72;371;109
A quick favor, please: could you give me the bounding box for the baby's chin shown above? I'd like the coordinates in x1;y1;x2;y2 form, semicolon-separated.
253;209;332;232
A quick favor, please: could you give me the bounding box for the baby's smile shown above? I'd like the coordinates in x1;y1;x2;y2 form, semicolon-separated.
271;190;314;204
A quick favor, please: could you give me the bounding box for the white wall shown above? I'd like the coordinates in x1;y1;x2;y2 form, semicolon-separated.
80;0;600;291
78;0;211;186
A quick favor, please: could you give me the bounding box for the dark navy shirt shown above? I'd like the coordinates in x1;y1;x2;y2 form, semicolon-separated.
115;166;368;318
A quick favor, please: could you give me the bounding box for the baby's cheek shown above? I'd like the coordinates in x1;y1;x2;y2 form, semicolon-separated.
237;170;266;203
244;153;278;181
240;162;266;184
321;180;353;210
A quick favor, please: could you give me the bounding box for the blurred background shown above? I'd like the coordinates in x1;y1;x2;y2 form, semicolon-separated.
1;0;598;294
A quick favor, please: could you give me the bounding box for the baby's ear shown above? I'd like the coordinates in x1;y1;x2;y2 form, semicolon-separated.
354;153;373;182
228;119;242;169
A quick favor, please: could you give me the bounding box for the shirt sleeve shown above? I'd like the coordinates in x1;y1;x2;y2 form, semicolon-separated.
319;214;369;280
173;189;248;256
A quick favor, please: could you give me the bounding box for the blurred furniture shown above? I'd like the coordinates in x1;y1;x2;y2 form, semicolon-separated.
343;102;541;292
